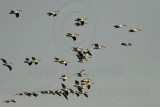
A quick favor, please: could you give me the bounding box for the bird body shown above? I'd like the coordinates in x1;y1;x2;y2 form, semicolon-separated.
66;33;79;41
92;43;105;49
59;75;70;81
3;99;16;103
1;58;12;71
114;24;126;29
75;69;87;77
54;58;69;66
47;10;59;17
128;28;141;32
121;42;132;46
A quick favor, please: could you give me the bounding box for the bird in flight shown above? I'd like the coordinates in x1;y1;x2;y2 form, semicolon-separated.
47;10;59;17
114;24;127;29
9;9;22;18
1;58;12;71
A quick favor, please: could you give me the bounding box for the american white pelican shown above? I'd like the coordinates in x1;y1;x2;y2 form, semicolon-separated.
3;99;16;103
72;47;83;52
66;33;79;41
24;58;32;66
121;42;132;46
9;9;22;18
92;43;105;49
128;28;141;32
81;78;92;83
1;58;12;71
47;10;59;17
54;57;69;66
74;69;87;77
15;92;29;96
114;24;127;29
78;91;88;97
31;57;41;65
59;75;70;81
37;90;55;95
75;18;88;26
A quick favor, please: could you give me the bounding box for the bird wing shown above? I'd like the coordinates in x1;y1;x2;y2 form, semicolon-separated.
75;80;79;85
84;93;88;97
77;86;83;92
80;69;85;74
32;57;36;60
61;83;66;89
1;58;7;63
7;65;12;71
72;36;76;41
15;13;19;18
62;93;68;100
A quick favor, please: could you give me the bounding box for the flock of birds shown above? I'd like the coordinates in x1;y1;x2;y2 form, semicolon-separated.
1;9;141;103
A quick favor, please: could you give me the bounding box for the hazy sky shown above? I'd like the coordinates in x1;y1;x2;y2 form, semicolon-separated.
0;0;160;107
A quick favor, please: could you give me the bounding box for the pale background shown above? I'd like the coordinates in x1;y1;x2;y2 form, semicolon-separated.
0;0;160;107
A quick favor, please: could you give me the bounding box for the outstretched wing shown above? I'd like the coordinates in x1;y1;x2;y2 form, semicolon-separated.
1;58;7;63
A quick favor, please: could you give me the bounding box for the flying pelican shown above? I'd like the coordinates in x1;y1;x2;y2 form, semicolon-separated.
15;92;29;96
1;58;12;71
81;78;92;83
59;75;70;81
75;18;88;24
82;49;92;56
74;69;87;77
121;42;132;46
75;91;88;98
128;28;141;32
114;24;127;29
92;43;105;49
2;99;16;103
54;58;69;66
55;90;68;100
66;33;79;41
24;58;32;66
47;10;59;17
9;9;22;18
37;90;55;95
72;47;83;52
31;57;41;65
75;18;88;26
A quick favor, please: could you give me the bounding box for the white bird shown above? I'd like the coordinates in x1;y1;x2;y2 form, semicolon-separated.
72;47;83;52
3;99;16;103
121;42;132;46
37;90;55;95
128;28;141;32
31;57;41;65
74;69;87;77
81;78;92;83
9;9;22;18
75;91;88;98
54;57;69;66
92;43;105;49
59;75;70;81
114;24;127;29
1;58;12;71
24;58;32;66
47;10;59;17
66;33;79;41
75;18;88;26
